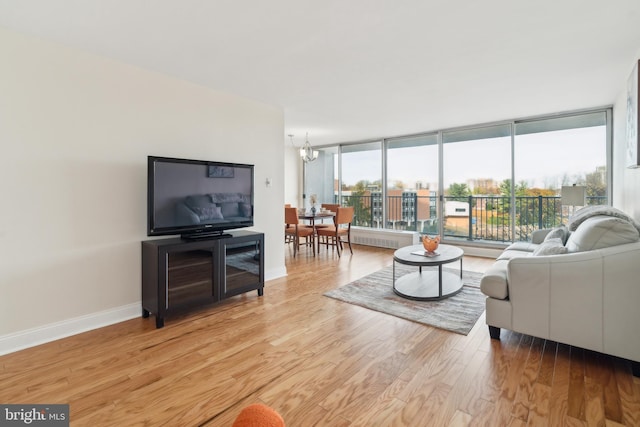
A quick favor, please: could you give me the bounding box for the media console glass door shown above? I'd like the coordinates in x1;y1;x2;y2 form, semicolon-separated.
165;249;216;308
222;237;263;299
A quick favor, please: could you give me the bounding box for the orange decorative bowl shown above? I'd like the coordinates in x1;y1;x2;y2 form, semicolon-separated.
422;235;440;253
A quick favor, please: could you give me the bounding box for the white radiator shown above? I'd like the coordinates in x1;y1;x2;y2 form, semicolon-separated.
350;228;502;258
350;228;419;249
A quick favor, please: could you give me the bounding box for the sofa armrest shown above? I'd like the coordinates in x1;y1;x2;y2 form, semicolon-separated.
531;228;551;244
175;203;201;225
480;259;509;299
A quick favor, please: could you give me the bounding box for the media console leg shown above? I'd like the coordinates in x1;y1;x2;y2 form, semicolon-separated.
142;308;150;318
258;288;264;297
489;326;501;340
155;317;164;329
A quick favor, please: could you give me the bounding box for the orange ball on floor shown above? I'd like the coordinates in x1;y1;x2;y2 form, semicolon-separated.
232;403;285;427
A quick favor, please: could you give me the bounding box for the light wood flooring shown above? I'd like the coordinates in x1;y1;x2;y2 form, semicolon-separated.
1;243;639;426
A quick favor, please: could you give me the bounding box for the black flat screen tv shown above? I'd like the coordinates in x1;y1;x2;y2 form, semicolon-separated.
147;156;254;239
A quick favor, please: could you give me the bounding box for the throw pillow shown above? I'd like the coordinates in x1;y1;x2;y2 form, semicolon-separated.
191;206;223;220
544;225;569;245
533;238;568;256
240;203;252;217
565;215;640;252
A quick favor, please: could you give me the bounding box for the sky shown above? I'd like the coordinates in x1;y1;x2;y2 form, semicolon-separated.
339;126;606;192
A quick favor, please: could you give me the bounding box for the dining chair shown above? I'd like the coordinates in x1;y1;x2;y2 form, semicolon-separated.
284;204;293;243
285;207;315;257
321;203;340;213
314;203;340;229
316;206;354;257
315;203;340;233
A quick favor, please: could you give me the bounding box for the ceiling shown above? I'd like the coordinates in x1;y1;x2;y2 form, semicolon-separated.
1;1;639;146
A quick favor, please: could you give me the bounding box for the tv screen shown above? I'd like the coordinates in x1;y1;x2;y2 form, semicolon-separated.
147;156;254;238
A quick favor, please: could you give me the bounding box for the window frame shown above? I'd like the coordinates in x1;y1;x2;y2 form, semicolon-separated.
304;107;612;246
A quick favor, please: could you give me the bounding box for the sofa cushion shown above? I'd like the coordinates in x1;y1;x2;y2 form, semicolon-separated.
504;241;539;253
185;194;214;208
566;215;640;252
480;259;510;299
533;237;568;256
497;249;533;261
220;202;240;218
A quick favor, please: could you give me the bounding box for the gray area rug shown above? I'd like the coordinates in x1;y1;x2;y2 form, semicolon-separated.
324;264;485;335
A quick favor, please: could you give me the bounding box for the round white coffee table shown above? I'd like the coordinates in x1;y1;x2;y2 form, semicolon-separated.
392;244;464;301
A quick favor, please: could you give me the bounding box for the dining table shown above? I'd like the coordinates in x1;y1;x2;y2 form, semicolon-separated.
298;211;335;228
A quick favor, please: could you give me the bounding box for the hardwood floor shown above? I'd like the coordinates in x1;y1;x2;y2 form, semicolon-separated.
1;244;639;426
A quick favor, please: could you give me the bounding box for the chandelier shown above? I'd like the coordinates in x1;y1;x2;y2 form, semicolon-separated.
299;132;318;162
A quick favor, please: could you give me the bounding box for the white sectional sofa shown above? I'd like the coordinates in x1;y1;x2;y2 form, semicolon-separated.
480;206;640;375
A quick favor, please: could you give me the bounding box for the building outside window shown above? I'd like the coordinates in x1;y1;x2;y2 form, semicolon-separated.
387;134;439;233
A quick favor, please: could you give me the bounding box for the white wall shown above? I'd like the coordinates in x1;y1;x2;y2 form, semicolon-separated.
0;27;286;353
613;56;640;222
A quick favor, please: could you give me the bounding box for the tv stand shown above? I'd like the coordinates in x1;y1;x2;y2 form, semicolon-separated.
142;230;264;328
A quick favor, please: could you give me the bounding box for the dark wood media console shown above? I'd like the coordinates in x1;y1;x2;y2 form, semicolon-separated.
141;230;264;328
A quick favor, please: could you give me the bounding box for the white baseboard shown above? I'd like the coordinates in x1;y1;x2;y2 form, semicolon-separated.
350;228;501;259
454;244;502;259
265;266;287;281
0;303;140;356
351;227;504;258
1;267;288;356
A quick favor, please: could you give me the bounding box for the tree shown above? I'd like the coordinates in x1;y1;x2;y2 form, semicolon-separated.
498;179;531;227
515;181;529;197
471;178;499;195
499;179;511;198
496;179;512;215
447;183;471;199
525;188;556;197
585;167;606;199
344;180;371;226
391;180;405;190
499;179;529;197
500;180;561;232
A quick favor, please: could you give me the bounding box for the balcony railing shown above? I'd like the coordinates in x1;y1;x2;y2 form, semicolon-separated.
337;194;606;243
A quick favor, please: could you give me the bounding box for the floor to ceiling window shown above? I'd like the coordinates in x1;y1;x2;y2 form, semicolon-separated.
386;134;439;233
513;112;608;238
304;108;610;245
442;124;512;241
339;142;382;227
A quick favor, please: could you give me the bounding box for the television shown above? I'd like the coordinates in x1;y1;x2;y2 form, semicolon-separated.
147;156;254;239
